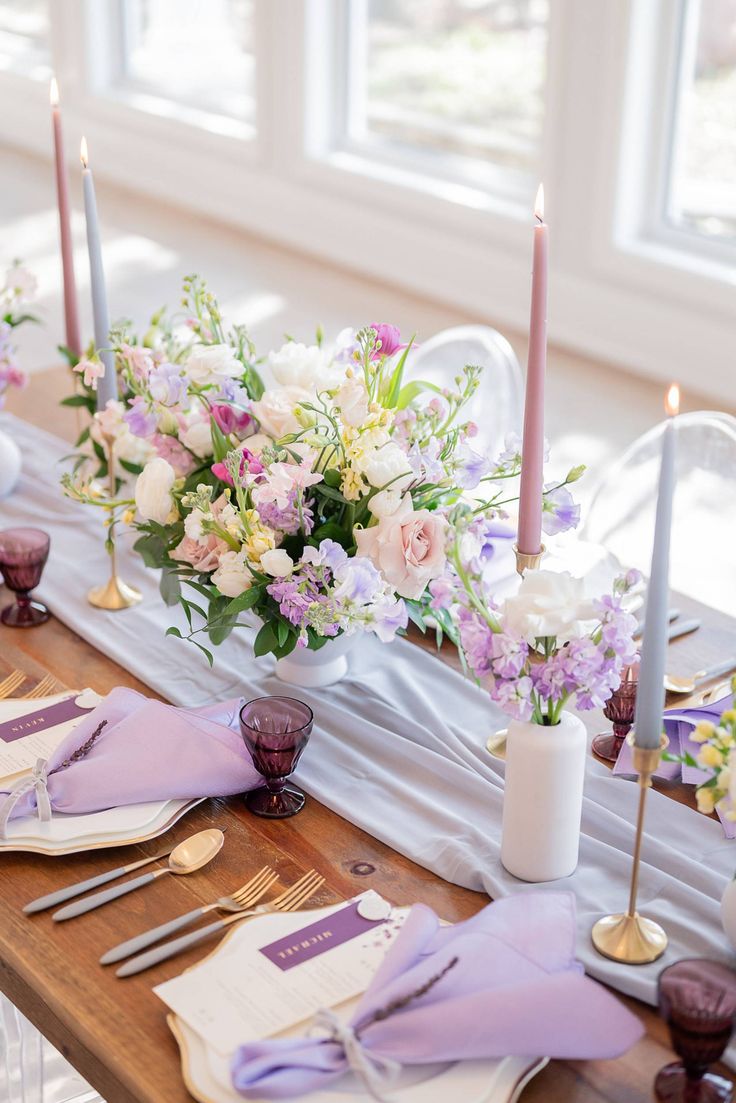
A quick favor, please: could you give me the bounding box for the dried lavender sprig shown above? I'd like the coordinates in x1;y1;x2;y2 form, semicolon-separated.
52;719;108;774
355;955;459;1038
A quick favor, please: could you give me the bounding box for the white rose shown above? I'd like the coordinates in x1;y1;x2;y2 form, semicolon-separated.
362;442;413;492
212;550;253;598
501;570;598;644
181;419;213;459
186;344;243;386
267;342;326;389
252;385;311;440
260;548;294;577
368;488;403;519
135;458;176;525
337;376;369;427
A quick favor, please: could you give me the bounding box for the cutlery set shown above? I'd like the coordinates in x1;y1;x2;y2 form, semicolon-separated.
23;828;326;978
0;670;65;699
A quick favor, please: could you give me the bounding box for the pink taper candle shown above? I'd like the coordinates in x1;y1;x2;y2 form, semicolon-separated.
50;78;81;360
517;183;548;556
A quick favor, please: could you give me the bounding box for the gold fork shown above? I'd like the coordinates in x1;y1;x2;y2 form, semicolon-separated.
117;869;327;976
0;670;26;699
23;674;64;699
101;866;279;964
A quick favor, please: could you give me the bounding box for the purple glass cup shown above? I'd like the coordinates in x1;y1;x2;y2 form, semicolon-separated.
0;528;50;628
655;959;736;1102
239;696;314;818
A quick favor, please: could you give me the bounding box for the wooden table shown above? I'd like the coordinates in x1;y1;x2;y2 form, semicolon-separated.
1;373;735;1102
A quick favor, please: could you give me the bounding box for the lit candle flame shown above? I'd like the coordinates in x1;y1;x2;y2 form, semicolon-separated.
534;183;544;222
49;77;59;107
80;136;88;168
665;383;680;417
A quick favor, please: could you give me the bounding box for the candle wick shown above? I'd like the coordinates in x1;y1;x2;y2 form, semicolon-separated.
535;213;544;226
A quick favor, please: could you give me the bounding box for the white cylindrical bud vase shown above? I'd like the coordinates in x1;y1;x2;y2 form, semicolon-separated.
501;710;587;882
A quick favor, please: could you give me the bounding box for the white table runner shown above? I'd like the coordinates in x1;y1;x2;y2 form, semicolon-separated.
2;412;735;1018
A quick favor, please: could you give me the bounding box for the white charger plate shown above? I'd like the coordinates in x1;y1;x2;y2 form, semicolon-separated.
164;905;548;1103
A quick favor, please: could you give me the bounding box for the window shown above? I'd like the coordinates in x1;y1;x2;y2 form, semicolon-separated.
0;0;49;79
111;0;256;137
335;0;549;203
665;0;736;245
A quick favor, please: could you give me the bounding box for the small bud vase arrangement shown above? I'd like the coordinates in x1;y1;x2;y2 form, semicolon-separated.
452;567;640;882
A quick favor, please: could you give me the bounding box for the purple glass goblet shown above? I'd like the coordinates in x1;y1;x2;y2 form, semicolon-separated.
655;959;736;1103
239;696;314;819
0;528;50;628
592;660;639;764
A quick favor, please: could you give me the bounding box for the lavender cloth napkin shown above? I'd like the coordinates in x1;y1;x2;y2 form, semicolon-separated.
0;687;260;831
230;892;643;1100
614;693;734;836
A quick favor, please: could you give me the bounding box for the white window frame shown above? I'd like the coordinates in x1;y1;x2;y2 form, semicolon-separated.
0;0;732;404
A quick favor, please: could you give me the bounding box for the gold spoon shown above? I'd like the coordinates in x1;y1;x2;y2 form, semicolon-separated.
664;658;736;696
52;829;225;921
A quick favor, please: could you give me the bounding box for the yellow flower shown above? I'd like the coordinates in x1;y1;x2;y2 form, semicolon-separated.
697;743;722;769
721;710;736;726
341;467;367;501
696;787;717;814
241;511;275;565
692;720;717;743
122;509;135;525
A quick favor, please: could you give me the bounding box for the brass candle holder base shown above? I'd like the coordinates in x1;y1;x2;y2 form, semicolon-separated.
591;732;669;965
486;728;507;759
514;544;545;576
88;575;141;611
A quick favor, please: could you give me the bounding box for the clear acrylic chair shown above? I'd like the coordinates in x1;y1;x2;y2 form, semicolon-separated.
580;411;736;615
406;325;523;459
0;994;103;1103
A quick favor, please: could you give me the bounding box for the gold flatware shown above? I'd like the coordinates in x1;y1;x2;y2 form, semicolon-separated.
116;869;326;976
664;658;736;696
23;674;64;699
0;670;26;699
100;866;279;963
52;829;225;921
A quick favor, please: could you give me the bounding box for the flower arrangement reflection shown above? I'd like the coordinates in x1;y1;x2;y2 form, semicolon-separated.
61;276;583;664
671;682;736;818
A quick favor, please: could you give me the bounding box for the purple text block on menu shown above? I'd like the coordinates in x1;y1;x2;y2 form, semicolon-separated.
0;697;93;744
258;902;385;972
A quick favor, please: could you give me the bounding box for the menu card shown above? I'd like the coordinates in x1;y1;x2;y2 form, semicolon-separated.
155;892;407;1053
0;690;101;783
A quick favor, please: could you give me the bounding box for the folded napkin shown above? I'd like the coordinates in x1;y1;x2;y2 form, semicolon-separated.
0;687;260;834
614;693;734;836
230;892;643;1100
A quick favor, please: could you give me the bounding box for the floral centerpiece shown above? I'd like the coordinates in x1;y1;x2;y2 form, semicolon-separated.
673;684;736;819
62;276;582;685
0;262;38;498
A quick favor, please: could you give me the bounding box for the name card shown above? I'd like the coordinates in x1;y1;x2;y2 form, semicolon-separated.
259;901;384;971
0;697;95;744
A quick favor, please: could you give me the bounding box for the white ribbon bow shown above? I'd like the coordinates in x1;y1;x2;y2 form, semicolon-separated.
311;1007;402;1103
0;758;51;839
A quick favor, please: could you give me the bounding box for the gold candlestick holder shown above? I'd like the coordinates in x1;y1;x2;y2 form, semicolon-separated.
87;435;142;611
591;731;669;964
487;543;546;759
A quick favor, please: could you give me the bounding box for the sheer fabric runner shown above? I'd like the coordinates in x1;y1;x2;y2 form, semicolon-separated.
1;414;733;1019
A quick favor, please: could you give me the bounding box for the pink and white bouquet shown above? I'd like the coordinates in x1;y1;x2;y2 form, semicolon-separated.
63;276;582;665
0;262;38;406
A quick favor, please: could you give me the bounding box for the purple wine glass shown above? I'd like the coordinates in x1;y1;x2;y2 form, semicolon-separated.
592;660;639;764
239;696;314;818
655;959;736;1102
0;528;50;628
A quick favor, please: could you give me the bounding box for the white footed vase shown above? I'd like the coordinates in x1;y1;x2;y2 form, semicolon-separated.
274;634;355;689
721;878;736;951
501;710;587;882
0;429;21;498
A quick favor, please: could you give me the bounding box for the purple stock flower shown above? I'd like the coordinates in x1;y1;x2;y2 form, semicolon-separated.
257;494;314;536
490;632;528;679
542;484;580;536
458;608;495;678
124;395;158;438
491;677;534;723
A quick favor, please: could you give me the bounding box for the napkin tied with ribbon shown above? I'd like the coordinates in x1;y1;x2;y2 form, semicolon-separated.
0;687;260;834
230;892;643;1100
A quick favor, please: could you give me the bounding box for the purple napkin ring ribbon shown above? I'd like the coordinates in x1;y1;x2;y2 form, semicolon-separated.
309;1007;401;1101
0;758;51;838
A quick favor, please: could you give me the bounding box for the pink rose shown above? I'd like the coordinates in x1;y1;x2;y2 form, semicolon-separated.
171;532;227;573
355;495;449;599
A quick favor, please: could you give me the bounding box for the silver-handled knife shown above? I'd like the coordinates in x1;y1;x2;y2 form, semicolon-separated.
23;849;171;914
665;618;701;642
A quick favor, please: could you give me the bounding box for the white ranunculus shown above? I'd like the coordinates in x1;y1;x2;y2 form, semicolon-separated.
501;570;598;644
267;342;326;389
135;458;176;525
251;385;311;440
368;488;403;519
181;419;213;459
260;548;294;577
212;550;253;598
362;442;414;492
186;344;243;386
